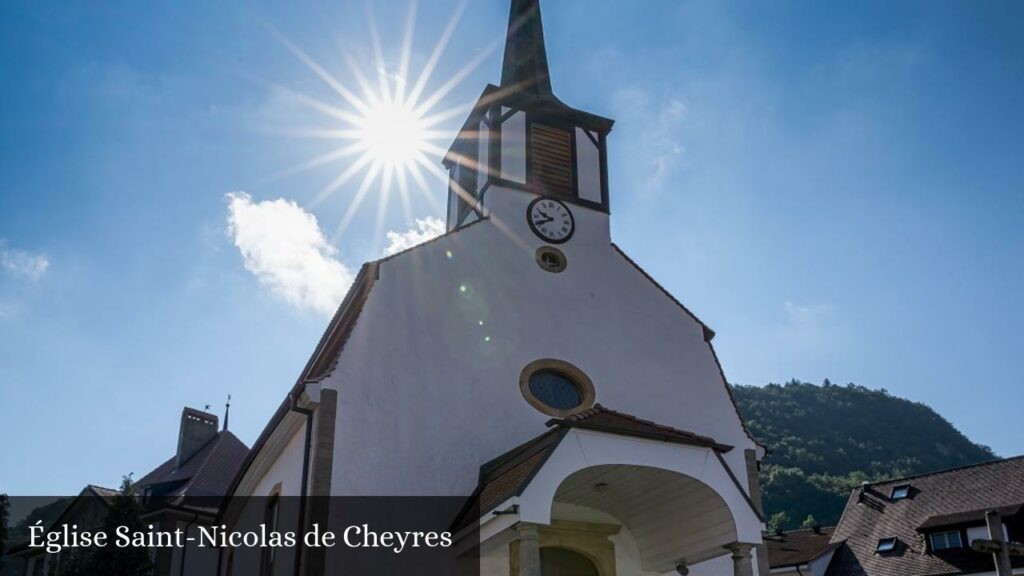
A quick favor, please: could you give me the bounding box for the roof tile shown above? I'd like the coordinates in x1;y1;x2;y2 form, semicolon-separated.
826;456;1024;576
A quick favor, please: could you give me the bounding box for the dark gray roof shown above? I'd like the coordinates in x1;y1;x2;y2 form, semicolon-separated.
135;430;248;501
826;456;1024;576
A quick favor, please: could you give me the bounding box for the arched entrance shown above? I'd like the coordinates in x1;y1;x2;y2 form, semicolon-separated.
465;412;763;576
548;464;741;572
540;548;599;576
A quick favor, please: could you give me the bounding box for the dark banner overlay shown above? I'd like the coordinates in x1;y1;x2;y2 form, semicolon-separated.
1;496;480;576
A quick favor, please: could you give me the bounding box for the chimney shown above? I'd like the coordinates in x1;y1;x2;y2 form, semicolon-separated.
176;407;219;468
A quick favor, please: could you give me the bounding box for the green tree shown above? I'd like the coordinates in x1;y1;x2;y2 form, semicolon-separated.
733;380;995;529
766;511;789;533
800;514;818;529
88;477;152;576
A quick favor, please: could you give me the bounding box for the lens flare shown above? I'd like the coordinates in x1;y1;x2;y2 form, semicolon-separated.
267;0;504;242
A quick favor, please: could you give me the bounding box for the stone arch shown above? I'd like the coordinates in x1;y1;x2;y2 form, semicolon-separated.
539;547;600;576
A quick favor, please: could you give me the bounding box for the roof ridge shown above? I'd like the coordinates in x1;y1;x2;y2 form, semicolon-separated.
865;454;1024;487
86;484;119;493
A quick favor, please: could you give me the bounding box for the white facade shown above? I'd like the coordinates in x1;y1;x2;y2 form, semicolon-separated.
225;1;767;575
226;179;768;575
328;186;757;496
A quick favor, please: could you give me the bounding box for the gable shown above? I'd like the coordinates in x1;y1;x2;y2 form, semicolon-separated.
317;196;761;496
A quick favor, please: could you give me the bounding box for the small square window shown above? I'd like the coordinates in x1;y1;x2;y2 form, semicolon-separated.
876;538;898;553
930;530;963;551
890;484;911;500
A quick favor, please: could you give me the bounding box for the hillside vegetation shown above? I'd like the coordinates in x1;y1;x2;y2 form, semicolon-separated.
732;380;994;530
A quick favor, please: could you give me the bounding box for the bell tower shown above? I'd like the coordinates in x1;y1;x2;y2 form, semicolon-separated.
443;0;614;232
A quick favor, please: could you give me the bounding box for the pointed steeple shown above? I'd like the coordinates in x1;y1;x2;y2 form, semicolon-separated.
444;0;614;231
501;0;553;99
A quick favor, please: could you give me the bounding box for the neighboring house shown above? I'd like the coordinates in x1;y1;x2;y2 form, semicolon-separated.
763;526;837;575
135;407;249;576
823;456;1024;576
6;407;247;576
6;485;119;576
220;0;770;575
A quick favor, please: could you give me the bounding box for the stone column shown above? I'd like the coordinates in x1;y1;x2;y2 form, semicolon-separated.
304;388;337;576
986;510;1013;576
726;543;755;576
744;449;771;576
517;523;542;576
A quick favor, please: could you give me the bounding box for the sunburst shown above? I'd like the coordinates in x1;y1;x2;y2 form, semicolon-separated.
267;0;503;242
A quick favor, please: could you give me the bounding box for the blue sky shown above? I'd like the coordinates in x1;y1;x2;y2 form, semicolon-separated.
1;0;1022;495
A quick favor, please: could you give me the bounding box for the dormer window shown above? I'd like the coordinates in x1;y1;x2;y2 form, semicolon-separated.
876;538;897;553
930;530;962;551
890;484;911;500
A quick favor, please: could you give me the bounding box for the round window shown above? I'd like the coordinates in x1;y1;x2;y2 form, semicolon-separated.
519;359;595;417
529;370;582;410
535;246;567;273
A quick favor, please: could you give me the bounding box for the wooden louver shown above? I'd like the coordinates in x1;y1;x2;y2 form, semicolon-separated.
531;123;573;196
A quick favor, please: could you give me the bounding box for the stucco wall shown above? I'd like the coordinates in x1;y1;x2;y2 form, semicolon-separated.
251;424;306;498
323;184;757;497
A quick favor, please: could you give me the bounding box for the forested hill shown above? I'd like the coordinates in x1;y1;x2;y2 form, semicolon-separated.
732;380;995;530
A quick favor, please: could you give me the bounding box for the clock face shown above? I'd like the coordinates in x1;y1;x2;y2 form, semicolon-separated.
527;197;575;244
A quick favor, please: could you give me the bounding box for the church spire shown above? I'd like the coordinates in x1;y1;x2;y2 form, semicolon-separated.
501;0;553;99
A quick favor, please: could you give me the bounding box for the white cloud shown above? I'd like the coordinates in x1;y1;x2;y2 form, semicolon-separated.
383;217;445;257
611;87;688;190
0;241;49;281
226;192;353;317
783;301;834;336
773;301;844;359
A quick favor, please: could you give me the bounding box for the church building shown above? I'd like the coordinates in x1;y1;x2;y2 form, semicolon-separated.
222;1;769;575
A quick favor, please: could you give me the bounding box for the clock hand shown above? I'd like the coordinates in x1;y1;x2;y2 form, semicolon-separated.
534;216;553;225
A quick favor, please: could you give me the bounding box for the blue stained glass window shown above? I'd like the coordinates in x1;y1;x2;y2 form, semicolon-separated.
528;370;582;410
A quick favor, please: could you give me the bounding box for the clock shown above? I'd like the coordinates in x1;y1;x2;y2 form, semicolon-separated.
527;197;575;244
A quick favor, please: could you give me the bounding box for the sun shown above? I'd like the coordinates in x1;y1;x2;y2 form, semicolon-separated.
354;100;428;169
266;1;503;241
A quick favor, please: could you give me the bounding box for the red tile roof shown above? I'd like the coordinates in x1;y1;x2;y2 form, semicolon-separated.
764;526;838;568
548;404;733;452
